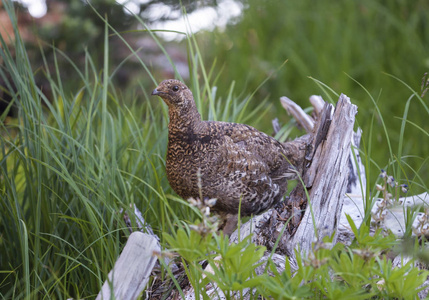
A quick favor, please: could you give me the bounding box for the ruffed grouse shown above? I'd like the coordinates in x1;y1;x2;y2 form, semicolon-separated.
152;79;295;232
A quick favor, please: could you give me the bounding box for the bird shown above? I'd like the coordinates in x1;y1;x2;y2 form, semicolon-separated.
152;79;296;233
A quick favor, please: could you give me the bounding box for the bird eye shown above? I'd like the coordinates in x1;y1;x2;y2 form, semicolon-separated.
172;85;179;92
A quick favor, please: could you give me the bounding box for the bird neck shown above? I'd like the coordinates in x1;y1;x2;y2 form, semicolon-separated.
167;103;202;135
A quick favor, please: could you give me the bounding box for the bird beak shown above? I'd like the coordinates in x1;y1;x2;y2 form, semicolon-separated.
151;88;160;96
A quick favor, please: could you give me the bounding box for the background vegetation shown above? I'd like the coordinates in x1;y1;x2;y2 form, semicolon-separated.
198;0;429;186
0;0;428;298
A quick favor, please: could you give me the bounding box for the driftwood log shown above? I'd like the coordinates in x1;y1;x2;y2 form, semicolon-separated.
96;232;160;300
98;93;429;299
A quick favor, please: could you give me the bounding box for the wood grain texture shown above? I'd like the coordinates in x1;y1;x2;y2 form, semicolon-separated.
96;232;160;300
289;94;357;255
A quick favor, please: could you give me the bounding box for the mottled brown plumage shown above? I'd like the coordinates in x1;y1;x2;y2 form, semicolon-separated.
152;79;295;218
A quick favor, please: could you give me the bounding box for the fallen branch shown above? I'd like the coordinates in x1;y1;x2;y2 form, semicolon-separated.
96;232;160;300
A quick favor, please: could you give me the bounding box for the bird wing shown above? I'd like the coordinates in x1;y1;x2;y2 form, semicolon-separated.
199;122;291;213
222;122;290;174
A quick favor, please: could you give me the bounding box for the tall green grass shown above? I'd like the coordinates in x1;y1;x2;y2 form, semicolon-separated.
0;2;274;298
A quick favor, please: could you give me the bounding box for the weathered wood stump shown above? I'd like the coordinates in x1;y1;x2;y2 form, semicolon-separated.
229;94;357;258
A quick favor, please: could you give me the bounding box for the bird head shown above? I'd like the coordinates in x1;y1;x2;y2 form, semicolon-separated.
151;79;194;109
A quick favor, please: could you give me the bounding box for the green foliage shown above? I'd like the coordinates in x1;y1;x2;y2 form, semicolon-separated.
347;214;396;249
37;0;134;54
164;226;268;299
200;0;429;186
375;258;427;299
163;217;429;299
164;228;212;263
204;235;266;291
266;225;427;299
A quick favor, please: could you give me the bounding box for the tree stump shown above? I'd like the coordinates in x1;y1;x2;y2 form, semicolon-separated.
230;94;357;260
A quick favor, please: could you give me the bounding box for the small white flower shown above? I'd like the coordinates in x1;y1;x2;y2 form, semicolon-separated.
387;176;395;187
400;184;408;193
